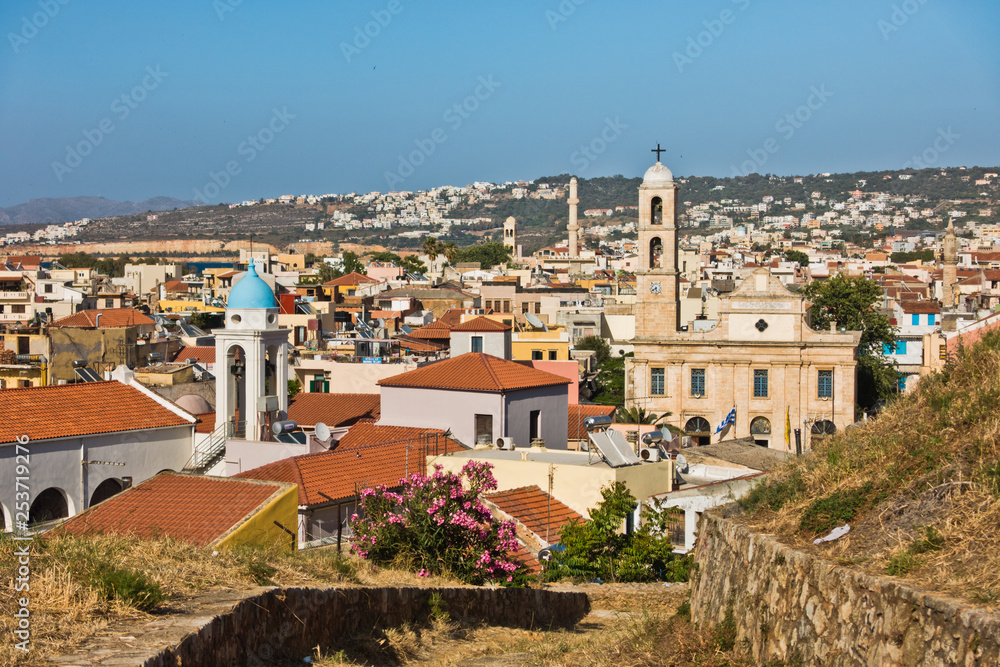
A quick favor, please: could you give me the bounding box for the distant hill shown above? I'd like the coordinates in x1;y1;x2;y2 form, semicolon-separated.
0;196;198;226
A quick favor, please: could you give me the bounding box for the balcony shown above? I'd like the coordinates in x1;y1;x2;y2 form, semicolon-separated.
0;291;29;301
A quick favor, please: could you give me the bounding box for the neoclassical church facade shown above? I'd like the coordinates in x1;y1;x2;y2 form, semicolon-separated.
626;158;860;450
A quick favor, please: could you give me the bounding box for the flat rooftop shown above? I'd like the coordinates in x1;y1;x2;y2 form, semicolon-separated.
446;447;618;469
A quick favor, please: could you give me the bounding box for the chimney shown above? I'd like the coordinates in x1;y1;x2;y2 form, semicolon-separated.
94;312;102;328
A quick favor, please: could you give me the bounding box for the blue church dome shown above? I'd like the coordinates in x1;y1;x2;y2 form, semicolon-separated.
227;262;277;309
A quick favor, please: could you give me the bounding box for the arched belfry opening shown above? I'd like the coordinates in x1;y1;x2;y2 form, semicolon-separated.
225;344;248;437
651;196;663;225
649;237;663;269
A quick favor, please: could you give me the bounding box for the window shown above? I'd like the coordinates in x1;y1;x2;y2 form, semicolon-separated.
911;314;919;326
651;367;665;395
12;305;25;314
531;350;543;360
471;336;483;353
44;284;53;294
691;368;705;397
105;299;114;308
883;341;907;355
548;350;558;360
533;302;541;314
818;370;833;398
522;302;529;313
474;414;493;445
928;314;936;325
753;369;769;398
502;300;511;313
484;300;492;310
529;410;541;442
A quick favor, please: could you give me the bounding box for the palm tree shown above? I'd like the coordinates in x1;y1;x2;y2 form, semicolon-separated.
616;406;671;425
442;242;458;265
422;236;440;260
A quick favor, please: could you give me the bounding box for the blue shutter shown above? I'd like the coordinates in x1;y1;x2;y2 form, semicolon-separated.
912;314;919;326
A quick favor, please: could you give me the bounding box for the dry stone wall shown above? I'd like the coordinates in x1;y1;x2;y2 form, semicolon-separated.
691;510;1000;666
142;585;588;667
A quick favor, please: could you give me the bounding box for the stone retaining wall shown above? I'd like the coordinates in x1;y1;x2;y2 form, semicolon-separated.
143;586;589;667
691;510;1000;666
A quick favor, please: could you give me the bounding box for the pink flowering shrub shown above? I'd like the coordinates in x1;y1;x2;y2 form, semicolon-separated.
350;461;527;586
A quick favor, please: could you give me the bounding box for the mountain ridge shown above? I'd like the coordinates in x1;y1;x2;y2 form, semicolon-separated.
0;196;199;226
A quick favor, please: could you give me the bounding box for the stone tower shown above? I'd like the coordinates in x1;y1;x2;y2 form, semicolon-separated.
568;177;580;257
503;216;518;258
942;219;958;309
635;160;680;338
214;261;290;439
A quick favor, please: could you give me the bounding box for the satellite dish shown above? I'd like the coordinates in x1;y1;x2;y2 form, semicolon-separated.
524;312;547;331
675;453;689;474
538;548;553;562
315;422;331;442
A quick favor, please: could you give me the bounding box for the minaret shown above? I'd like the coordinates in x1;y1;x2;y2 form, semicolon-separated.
567;177;580;257
635;147;680;338
942;219;958;309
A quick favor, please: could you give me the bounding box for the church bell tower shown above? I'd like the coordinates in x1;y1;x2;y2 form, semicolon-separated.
636;145;680;339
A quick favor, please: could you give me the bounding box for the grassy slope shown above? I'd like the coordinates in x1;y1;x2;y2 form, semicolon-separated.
739;329;1000;604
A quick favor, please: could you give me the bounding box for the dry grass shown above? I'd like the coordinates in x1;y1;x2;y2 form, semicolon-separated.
0;533;460;665
738;330;1000;604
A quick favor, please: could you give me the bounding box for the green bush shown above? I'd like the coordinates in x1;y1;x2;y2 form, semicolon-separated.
739;471;805;513
799;483;880;536
90;566;164;612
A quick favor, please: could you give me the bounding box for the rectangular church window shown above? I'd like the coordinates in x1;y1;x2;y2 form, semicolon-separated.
691;368;705;397
651;368;665;395
753;369;768;398
818;370;833;399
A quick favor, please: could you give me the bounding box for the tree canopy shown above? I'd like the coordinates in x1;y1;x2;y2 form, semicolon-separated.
451;241;511;269
801;274;898;408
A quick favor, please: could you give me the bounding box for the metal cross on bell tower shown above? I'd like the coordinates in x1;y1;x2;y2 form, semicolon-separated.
651;143;666;162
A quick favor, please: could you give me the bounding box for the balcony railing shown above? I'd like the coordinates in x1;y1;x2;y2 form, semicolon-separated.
0;291;29;300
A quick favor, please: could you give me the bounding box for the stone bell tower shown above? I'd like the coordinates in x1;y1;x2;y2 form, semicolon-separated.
635;145;680;339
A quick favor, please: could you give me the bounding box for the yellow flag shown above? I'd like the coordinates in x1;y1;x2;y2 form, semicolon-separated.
785;406;791;449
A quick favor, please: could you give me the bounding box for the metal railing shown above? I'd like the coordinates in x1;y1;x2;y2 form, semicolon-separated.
183;421;230;473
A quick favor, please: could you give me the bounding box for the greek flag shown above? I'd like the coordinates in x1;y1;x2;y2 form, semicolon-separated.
715;406;736;435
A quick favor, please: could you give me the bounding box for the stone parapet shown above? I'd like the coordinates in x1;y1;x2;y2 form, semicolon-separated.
691;510;1000;666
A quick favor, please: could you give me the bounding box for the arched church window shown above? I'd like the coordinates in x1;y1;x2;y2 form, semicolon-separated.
811;420;836;436
651;197;663;225
650;237;662;269
684;416;711;434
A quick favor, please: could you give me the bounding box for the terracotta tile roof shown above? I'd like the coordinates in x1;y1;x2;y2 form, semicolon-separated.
377;353;572;393
236;427;465;505
163;280;188;292
408;319;453;341
173;346;216;364
323;271;378;287
51;308;155;328
438;308;469;327
58;473;293;547
394;335;447;353
568;404;616;441
485;485;583;545
0;381;195;445
899;300;941;314
451;316;512;332
335;422;459;451
287;393;381;428
194;412;215;434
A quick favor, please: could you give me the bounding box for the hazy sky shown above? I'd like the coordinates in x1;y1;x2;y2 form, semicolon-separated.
1;0;998;206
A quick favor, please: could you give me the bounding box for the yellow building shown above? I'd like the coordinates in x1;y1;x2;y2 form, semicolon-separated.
511;326;570;361
628;157;859;451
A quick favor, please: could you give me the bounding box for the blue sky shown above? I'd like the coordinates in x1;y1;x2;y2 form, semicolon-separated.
1;0;998;206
